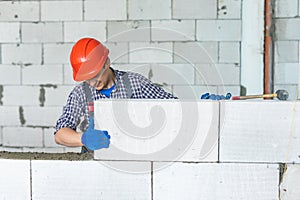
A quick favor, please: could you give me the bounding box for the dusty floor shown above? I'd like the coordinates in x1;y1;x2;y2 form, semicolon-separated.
0;151;94;160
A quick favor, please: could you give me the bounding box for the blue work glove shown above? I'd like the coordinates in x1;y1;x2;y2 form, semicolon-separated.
201;93;232;100
81;117;110;151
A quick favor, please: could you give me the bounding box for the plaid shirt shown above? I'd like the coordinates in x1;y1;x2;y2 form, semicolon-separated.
55;68;177;133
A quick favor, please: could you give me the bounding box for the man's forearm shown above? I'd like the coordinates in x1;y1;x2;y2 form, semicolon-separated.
55;127;83;147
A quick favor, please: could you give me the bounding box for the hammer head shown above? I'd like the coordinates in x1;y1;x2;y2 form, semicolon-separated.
276;89;289;100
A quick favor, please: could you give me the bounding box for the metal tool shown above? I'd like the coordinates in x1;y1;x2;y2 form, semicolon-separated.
232;89;289;101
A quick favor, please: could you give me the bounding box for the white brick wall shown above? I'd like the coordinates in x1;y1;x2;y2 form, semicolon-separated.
152;20;195;41
274;41;299;63
22;22;63;43
107;21;151;42
0;0;296;156
128;0;171;20
0;22;20;42
23;106;61;127
274;0;298;18
0;106;20;126
43;43;73;64
154;163;279;200
217;0;241;19
219;42;240;63
0;160;30;200
173;0;217;19
129;42;173;63
2;86;40;106
0;65;21;85
84;0;127;20
3;127;43;147
41;1;82;21
2;44;42;65
32;160;151;199
0;1;39;22
64;22;106;42
196;20;241;41
22;65;63;85
173;42;218;63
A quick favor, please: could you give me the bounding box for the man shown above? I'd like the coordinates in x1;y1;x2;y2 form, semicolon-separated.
54;38;177;152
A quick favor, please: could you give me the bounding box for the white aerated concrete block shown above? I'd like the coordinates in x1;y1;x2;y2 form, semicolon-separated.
129;42;172;63
0;106;20;126
196;20;241;41
275;0;298;17
23;106;62;127
173;42;218;64
44;128;62;148
195;64;240;85
22;22;63;43
3;127;43;147
0;1;39;22
0;160;30;200
105;42;129;63
84;0;126;20
173;0;217;19
152;20;195;41
43;43;73;64
115;63;151;78
0;22;20;42
280;164;300;200
107;21;150;42
275;63;300;84
32;160;151;200
0;65;21;85
128;0;171;20
219;42;240;63
150;64;195;85
153;162;279;200
220;101;300;163
22;65;63;85
0;127;2;145
64;22;106;43
41;1;82;21
63;64;77;85
94;100;219;162
276;19;300;40
217;0;241;19
2;86;40;106
275;41;299;63
43;86;73;106
2;44;42;65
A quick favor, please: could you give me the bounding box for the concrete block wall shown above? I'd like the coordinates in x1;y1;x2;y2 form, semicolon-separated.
274;0;300;100
1;100;300;199
0;0;244;152
0;1;297;152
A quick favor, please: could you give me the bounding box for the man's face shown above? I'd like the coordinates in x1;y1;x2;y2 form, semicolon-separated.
86;58;110;90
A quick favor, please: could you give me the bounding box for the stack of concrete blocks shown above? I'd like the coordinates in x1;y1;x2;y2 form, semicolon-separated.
1;100;300;199
0;0;243;152
274;0;300;99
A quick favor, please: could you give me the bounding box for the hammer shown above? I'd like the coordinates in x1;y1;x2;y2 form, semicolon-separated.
232;89;289;101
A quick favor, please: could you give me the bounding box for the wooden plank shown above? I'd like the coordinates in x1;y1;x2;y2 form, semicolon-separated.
94;100;219;163
153;162;279;200
220;101;300;163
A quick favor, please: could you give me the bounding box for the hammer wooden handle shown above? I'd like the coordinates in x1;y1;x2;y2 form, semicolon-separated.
232;93;277;100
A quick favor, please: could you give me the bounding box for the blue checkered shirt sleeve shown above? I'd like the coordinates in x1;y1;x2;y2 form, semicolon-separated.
55;85;86;133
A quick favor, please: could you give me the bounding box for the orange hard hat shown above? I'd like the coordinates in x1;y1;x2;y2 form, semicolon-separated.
70;38;109;82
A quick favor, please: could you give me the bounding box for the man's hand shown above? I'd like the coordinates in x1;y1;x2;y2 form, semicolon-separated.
81;117;110;151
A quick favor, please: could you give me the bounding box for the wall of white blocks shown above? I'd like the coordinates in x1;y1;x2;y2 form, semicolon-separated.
0;1;298;153
1;100;300;199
